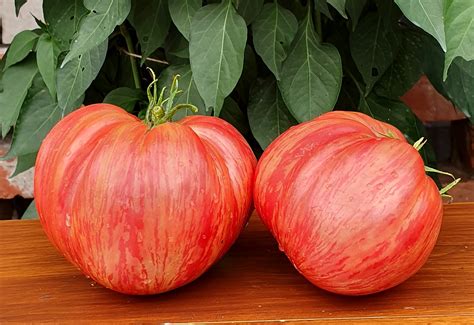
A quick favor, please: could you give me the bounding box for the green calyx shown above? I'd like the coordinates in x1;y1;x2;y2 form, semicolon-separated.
144;68;198;128
413;137;461;200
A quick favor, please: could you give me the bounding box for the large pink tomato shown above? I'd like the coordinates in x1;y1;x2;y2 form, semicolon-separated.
254;111;443;295
35;104;256;295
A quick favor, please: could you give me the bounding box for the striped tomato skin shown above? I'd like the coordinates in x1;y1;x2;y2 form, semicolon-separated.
35;104;256;295
254;111;442;295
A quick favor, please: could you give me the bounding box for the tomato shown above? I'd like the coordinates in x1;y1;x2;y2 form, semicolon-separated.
35;103;256;295
254;111;443;295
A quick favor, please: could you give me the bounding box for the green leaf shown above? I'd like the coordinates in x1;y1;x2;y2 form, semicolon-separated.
0;57;38;138
190;1;247;115
375;0;402;31
43;0;88;52
164;26;190;59
4;31;39;70
57;41;108;111
444;0;474;79
22;201;39;220
444;57;474;122
358;94;436;165
374;30;426;99
12;153;37;177
6;78;56;157
157;64;208;121
395;0;446;52
328;0;347;19
0;56;6;92
103;87;145;112
33;16;49;32
252;2;298;80
234;45;257;106
350;12;400;94
62;0;131;66
315;0;333;20
235;0;264;25
128;0;171;63
248;77;297;149
220;97;249;135
359;95;417;141
36;34;60;98
278;9;342;122
345;0;366;31
275;1;303;20
422;34;450;99
15;0;28;16
83;48;135;102
168;0;202;41
6;77;85;159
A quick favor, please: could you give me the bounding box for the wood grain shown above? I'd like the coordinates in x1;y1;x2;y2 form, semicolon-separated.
1;203;473;323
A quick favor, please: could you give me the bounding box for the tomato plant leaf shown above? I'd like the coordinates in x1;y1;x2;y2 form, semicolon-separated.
36;33;60;98
345;0;366;31
395;0;446;52
128;0;171;63
189;0;247;115
248;77;297;149
252;2;298;80
315;0;333;20
6;77;84;158
220;97;249;135
0;56;38;138
327;0;347;19
420;34;450;99
0;57;5;93
443;0;474;79
234;45;257;106
444;57;474;122
359;94;436;166
374;30;426;99
22;201;38;220
15;0;28;16
350;12;400;94
164;26;190;59
62;0;131;66
11;152;37;177
235;0;264;25
43;0;87;52
103;87;145;112
168;0;202;41
3;30;38;70
57;41;108;112
278;9;342;122
375;0;402;31
157;64;208;121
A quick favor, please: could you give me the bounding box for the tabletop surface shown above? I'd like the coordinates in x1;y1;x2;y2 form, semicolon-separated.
1;203;473;323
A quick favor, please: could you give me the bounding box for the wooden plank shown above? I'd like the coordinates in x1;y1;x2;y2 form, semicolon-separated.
1;203;473;323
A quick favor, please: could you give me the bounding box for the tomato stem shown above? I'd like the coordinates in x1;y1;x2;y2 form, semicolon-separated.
144;68;198;128
413;137;427;151
413;137;462;199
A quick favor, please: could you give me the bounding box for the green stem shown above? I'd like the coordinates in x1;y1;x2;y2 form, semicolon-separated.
120;24;141;89
412;137;462;199
144;69;198;128
413;137;428;151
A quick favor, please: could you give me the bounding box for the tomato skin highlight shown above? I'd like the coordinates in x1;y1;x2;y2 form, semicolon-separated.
254;111;443;295
35;104;256;295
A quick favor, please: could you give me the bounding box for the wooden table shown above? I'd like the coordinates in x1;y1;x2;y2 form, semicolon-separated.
1;203;473;323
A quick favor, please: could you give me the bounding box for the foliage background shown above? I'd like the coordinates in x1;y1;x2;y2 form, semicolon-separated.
0;0;473;179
